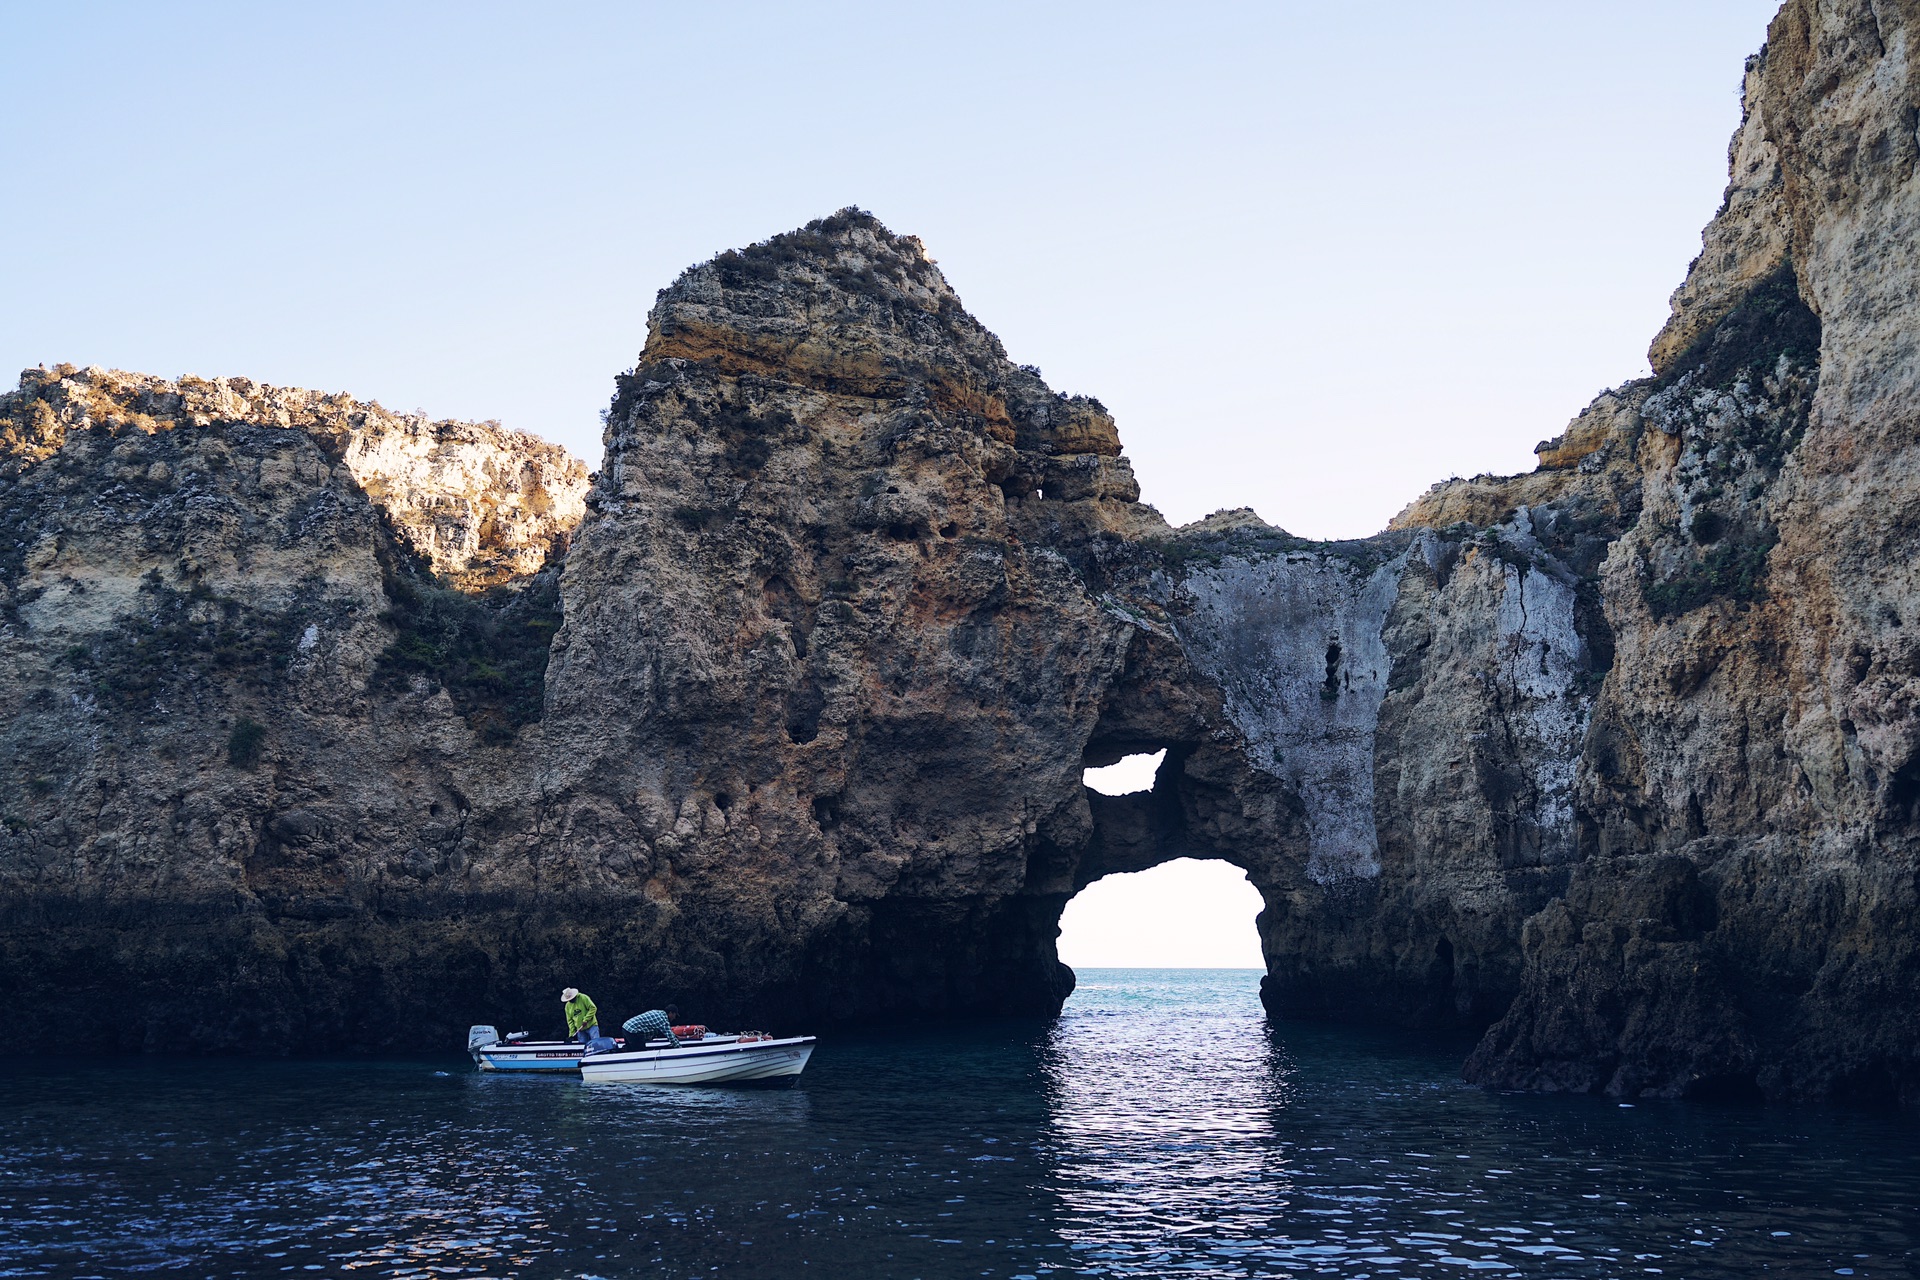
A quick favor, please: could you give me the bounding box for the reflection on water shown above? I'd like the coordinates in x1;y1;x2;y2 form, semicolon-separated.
1046;970;1298;1271
1049;971;1919;1277
1;969;1915;1277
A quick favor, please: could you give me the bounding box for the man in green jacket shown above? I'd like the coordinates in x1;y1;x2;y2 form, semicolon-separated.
561;987;600;1045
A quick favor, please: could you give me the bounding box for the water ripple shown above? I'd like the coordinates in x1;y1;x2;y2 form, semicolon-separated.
1;970;1913;1277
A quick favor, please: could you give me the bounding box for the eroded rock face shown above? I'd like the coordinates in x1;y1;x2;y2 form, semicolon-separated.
3;0;1919;1101
0;367;589;590
1456;0;1920;1102
527;215;1175;1020
0;367;591;1049
0;214;1604;1053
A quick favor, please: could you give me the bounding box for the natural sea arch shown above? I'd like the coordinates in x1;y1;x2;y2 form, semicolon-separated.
956;720;1312;1023
1057;751;1270;975
961;721;1470;1032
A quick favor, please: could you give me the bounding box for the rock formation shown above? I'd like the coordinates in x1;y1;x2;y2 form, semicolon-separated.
1456;0;1920;1103
2;0;1918;1102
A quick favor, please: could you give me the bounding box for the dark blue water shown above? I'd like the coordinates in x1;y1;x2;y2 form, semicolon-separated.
3;969;1914;1278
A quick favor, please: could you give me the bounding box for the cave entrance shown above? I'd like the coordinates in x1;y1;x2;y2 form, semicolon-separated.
1056;858;1266;970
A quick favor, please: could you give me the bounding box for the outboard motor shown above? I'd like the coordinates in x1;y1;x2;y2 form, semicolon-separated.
467;1025;501;1052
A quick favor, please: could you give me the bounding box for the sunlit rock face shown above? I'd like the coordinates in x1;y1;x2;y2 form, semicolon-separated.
527;212;1179;1023
1460;0;1920;1103
5;0;1920;1102
0;367;592;1050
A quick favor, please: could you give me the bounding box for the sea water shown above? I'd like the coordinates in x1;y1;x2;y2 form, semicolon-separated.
2;969;1914;1278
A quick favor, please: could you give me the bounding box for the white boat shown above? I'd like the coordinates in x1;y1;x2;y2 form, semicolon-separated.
579;1033;816;1085
467;1026;587;1073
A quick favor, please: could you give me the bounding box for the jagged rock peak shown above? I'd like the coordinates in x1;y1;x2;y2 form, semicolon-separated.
621;208;1124;459
0;363;589;590
686;206;956;320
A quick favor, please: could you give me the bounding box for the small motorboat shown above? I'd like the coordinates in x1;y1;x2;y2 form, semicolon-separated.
467;1026;589;1073
579;1032;816;1085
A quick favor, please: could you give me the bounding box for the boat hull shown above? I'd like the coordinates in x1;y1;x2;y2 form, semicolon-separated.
580;1036;814;1085
471;1041;585;1073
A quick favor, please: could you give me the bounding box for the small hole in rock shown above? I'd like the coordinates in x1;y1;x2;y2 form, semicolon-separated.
812;794;841;829
1083;750;1167;796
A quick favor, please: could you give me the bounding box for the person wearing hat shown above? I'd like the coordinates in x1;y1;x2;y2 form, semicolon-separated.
561;988;600;1045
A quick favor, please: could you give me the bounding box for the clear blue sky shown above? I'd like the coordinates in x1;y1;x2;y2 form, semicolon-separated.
7;1;1779;538
5;1;1782;961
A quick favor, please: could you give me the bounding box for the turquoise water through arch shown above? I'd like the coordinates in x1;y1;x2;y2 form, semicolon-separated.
2;969;1913;1277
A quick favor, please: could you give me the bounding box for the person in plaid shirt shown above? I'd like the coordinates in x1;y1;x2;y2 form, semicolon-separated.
622;1004;681;1046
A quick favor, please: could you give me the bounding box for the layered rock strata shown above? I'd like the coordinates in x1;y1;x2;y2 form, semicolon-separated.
0;369;590;1047
1457;0;1920;1102
2;0;1918;1102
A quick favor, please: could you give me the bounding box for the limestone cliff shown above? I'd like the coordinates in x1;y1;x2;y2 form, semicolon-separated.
0;367;590;1046
3;0;1919;1103
1454;0;1920;1102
